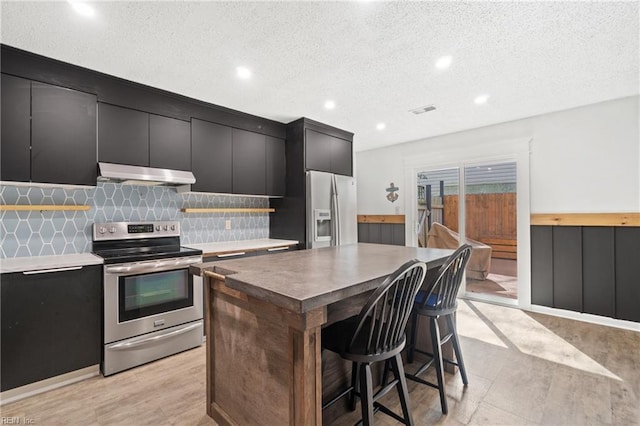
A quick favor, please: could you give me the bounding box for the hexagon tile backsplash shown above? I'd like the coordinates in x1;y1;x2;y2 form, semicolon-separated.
0;183;270;258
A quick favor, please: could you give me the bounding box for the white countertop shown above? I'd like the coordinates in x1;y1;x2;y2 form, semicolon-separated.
185;239;299;256
0;253;104;274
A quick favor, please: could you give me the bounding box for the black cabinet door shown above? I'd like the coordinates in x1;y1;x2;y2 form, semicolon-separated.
191;119;232;193
330;136;353;176
98;103;149;166
305;129;331;173
1;265;101;391
150;114;191;171
1;74;31;182
266;136;285;196
31;82;97;185
232;128;266;195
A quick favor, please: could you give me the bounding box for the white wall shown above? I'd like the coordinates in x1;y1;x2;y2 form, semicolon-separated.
356;95;639;215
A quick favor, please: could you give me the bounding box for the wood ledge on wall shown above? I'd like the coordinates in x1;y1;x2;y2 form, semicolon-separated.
530;213;640;227
357;215;405;224
181;208;275;214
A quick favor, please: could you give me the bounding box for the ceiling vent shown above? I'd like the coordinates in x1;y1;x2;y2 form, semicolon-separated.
409;105;437;114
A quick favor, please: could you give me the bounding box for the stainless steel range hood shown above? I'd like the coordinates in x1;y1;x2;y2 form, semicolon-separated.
98;162;196;186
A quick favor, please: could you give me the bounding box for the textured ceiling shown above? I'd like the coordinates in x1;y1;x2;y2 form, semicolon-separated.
1;1;638;152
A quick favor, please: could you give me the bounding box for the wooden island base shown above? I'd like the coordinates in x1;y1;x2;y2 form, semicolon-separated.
196;244;455;425
205;273;326;425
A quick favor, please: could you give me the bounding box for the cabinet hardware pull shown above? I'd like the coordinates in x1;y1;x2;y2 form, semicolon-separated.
23;266;83;275
217;252;246;258
267;246;289;252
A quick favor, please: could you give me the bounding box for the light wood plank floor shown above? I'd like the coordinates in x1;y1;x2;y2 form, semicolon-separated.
2;300;639;425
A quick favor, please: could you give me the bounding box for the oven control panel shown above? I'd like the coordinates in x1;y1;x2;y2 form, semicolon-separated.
93;221;180;240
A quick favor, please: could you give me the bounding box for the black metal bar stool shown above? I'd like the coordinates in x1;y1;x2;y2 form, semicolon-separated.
321;259;428;425
405;244;472;415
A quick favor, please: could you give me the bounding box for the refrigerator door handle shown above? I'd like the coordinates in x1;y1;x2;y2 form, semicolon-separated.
332;175;341;246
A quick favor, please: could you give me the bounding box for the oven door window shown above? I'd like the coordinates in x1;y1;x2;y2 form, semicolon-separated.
118;269;193;322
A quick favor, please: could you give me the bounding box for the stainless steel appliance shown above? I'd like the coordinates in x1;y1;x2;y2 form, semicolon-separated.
92;221;203;376
306;170;357;248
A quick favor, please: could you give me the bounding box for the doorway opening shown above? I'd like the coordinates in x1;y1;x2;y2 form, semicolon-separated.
417;161;518;301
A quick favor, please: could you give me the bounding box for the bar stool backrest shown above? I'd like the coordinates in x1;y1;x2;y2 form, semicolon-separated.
348;259;427;358
417;244;472;313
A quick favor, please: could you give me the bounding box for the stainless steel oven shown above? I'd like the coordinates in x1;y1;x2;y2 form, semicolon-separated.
93;221;203;376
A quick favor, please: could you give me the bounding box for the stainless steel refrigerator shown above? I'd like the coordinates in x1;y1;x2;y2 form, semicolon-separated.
306;170;357;249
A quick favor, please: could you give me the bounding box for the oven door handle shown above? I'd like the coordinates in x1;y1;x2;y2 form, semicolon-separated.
104;257;201;274
108;322;202;351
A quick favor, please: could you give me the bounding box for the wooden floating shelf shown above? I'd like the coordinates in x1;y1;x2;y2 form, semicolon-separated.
357;214;405;224
181;208;275;214
0;205;91;212
530;213;640;227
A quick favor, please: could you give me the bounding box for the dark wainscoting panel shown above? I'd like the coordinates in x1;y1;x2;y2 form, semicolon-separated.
615;227;640;322
531;224;639;323
531;226;553;307
582;227;615;318
552;226;583;312
358;223;405;246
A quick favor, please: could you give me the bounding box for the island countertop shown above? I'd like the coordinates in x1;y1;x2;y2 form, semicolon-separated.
192;243;453;314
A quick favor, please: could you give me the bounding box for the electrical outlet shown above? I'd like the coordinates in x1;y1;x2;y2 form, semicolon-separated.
225;220;232;230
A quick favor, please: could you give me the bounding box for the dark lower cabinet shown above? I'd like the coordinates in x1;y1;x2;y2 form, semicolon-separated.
1;74;31;182
98;103;149;166
31;82;97;186
149;114;190;171
1;265;102;391
232;128;266;195
191;119;233;193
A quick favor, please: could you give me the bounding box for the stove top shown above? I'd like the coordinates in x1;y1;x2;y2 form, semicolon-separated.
91;221;202;264
93;245;202;265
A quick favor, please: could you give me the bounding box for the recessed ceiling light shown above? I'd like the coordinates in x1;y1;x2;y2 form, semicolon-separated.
236;66;252;79
376;123;386;131
324;100;336;110
474;94;490;105
68;1;95;17
435;55;452;70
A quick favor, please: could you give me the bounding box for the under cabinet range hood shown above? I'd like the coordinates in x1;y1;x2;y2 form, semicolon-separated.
98;162;196;186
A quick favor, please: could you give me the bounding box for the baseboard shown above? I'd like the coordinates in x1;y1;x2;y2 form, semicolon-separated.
529;305;640;332
0;365;100;406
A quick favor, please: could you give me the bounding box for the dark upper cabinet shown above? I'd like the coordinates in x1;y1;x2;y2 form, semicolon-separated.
330;136;353;176
233;128;266;195
1;74;31;182
305;129;332;173
149;114;190;171
1;265;101;391
191;119;232;193
31;82;97;186
304;128;353;176
266;136;285;196
98;103;149;166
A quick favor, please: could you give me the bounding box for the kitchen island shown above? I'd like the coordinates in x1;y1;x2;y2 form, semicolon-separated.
191;243;454;425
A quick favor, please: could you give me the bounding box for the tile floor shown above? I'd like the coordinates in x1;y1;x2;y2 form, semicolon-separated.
2;300;638;425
